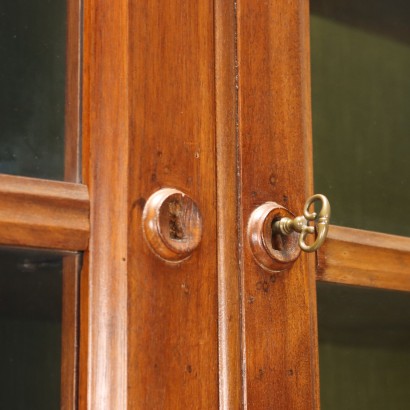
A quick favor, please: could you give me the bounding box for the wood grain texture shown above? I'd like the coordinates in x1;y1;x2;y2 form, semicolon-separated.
237;0;320;408
62;1;82;408
61;255;81;410
215;1;243;408
142;188;203;262
317;225;410;291
127;1;218;408
0;174;89;251
64;0;82;183
80;0;129;407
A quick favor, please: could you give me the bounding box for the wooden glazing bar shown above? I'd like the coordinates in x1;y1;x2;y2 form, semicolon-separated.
62;0;83;408
317;225;410;292
0;174;89;251
61;255;81;410
64;0;83;183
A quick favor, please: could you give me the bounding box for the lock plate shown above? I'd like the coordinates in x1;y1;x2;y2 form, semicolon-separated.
142;188;202;262
247;202;301;272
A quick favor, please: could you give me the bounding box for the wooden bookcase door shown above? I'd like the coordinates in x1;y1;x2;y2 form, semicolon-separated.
81;0;410;407
79;0;319;409
80;0;319;407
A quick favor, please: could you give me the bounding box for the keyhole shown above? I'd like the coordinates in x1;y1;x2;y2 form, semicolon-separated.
142;188;203;262
248;202;302;271
168;199;185;240
271;219;284;251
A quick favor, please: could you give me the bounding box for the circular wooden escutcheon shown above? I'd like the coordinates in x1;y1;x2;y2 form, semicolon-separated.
142;188;203;262
247;202;301;271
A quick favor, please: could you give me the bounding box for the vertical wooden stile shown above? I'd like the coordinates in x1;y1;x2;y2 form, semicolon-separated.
237;1;320;408
127;1;219;408
80;0;129;407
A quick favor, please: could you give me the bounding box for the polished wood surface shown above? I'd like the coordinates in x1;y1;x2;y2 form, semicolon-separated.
80;0;129;407
64;0;82;183
142;188;203;262
61;255;81;410
127;1;218;408
317;225;410;292
0;174;89;251
237;0;320;407
62;1;83;407
215;0;243;408
247;202;301;272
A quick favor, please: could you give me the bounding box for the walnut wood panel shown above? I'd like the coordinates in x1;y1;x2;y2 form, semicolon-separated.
80;0;129;407
215;1;243;408
237;1;320;408
127;1;218;408
317;225;410;292
0;174;89;251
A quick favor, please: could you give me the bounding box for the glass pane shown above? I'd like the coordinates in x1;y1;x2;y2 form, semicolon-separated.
318;282;410;410
0;0;67;180
0;249;62;409
311;0;410;236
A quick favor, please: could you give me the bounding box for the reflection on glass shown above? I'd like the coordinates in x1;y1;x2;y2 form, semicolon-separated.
0;0;67;180
318;282;410;410
311;0;410;236
0;249;62;409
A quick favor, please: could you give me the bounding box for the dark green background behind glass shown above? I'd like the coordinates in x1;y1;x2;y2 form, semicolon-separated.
0;1;66;406
0;0;66;180
311;0;410;237
311;0;410;409
0;250;62;410
317;283;410;410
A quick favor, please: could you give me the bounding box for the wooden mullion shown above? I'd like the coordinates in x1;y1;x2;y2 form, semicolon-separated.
0;174;89;251
317;225;410;292
61;254;81;410
64;0;83;184
61;0;83;408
